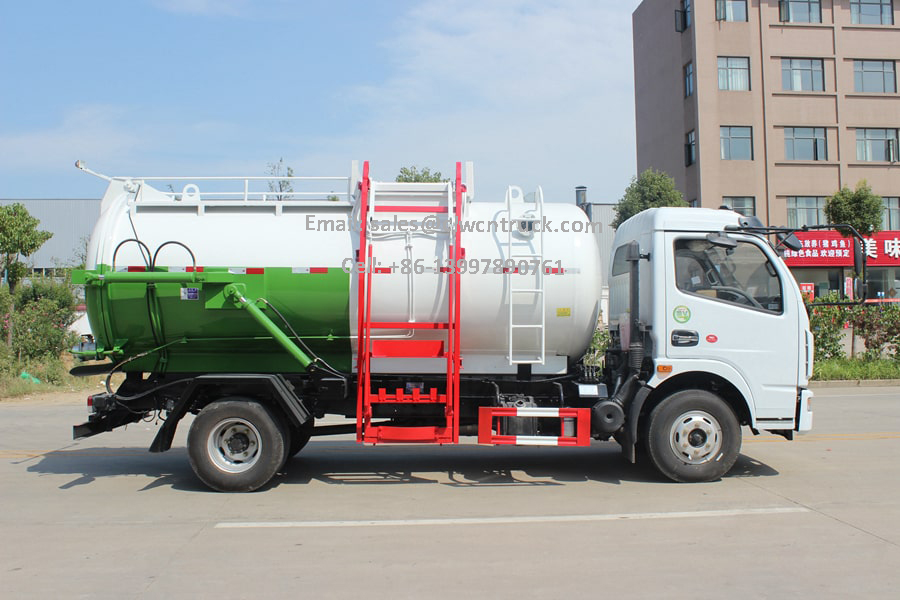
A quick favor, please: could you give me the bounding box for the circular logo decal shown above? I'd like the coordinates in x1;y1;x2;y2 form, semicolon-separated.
706;334;718;343
673;305;691;324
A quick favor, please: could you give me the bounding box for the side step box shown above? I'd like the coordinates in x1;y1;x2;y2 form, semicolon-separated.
477;406;592;446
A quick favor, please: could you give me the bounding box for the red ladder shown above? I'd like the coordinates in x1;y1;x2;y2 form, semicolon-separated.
355;162;464;444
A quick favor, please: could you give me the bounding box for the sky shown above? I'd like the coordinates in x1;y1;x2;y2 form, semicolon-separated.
0;0;643;204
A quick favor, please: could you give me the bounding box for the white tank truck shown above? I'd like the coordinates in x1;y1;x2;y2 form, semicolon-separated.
70;160;867;491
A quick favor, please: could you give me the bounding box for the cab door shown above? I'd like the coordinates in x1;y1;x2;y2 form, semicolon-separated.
664;233;800;422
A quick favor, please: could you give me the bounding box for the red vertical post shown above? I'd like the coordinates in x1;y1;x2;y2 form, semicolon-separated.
451;162;464;443
355;161;370;442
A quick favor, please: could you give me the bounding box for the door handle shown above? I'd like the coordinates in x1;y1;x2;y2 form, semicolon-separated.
671;330;699;347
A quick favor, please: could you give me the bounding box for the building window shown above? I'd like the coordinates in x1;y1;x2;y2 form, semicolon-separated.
782;58;825;91
718;57;750;90
722;196;756;216
884;197;900;230
785;127;827;160
716;0;748;21
850;0;894;25
854;60;896;93
721;126;753;160
684;62;694;97
779;0;822;23
787;196;827;228
856;128;899;161
677;0;693;31
685;130;697;166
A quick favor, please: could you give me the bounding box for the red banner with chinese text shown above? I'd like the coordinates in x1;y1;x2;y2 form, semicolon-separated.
782;231;900;267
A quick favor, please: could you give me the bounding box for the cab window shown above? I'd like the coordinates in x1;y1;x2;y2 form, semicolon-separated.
674;238;783;313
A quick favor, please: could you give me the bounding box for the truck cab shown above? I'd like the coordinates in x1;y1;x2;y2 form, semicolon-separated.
606;208;814;482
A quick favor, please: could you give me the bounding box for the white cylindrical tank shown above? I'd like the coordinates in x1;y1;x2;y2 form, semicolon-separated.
86;176;602;375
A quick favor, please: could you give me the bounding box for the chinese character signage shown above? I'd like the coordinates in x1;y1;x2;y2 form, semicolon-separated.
782;231;900;267
799;282;815;301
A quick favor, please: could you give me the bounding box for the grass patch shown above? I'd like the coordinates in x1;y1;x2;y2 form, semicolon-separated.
0;353;110;399
812;358;900;381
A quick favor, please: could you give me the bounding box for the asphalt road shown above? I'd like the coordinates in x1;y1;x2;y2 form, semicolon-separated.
2;386;899;599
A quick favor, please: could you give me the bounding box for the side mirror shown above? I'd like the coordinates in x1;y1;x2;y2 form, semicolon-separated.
776;232;803;252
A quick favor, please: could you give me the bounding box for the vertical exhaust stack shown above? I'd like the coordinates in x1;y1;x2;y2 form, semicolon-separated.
575;186;587;207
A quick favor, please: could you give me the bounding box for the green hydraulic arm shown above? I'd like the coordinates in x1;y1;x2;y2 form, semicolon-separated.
223;284;313;370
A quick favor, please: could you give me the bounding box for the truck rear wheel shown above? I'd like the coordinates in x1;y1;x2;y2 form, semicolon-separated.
187;399;287;492
646;390;741;483
286;419;314;459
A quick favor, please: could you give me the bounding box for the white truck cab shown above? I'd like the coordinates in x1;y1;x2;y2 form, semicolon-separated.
606;208;815;481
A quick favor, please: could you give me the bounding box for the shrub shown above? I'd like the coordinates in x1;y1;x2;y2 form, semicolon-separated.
23;356;69;385
584;324;611;366
847;303;900;360
11;297;77;360
805;293;850;362
15;276;78;315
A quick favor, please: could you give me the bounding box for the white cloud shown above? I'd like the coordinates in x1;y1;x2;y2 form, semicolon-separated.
316;0;637;204
0;105;135;173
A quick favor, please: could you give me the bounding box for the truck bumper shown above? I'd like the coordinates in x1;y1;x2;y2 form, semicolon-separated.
796;388;813;432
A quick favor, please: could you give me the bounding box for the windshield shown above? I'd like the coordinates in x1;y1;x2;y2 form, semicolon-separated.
674;238;783;313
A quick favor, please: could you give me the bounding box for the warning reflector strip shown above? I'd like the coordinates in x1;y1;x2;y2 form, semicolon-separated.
229;268;265;275
292;267;329;274
116;266;147;272
169;266;204;273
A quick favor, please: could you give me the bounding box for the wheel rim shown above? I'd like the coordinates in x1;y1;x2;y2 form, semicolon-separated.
207;417;262;473
668;410;723;464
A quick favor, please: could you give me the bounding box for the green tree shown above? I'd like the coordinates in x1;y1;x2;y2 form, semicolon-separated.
0;203;53;346
396;166;446;183
266;158;294;200
0;203;52;295
824;180;883;237
613;169;687;229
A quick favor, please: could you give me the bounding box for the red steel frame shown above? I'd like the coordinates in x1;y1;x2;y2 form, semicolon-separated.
355;161;463;444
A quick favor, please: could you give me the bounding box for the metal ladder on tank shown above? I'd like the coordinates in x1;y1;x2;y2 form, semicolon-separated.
505;185;546;365
354;162;463;444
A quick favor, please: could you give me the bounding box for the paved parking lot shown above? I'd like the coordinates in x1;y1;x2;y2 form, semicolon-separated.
2;386;899;599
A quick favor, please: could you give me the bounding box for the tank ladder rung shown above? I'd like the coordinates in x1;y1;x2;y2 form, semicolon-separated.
505;184;546;366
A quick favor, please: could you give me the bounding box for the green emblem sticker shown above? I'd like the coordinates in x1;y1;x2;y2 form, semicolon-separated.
673;305;691;323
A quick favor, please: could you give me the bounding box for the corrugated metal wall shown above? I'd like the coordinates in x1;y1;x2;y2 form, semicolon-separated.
0;199;100;268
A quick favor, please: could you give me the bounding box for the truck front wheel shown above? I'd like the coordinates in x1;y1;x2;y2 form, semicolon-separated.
187;399;287;492
646;390;741;483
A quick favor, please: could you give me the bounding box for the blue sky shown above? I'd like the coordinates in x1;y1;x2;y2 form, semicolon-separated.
1;0;642;204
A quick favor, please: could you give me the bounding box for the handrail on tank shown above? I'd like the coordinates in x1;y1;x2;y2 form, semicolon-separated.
76;159;353;203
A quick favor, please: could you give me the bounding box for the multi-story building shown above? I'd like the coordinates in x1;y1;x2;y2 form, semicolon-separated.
633;0;900;299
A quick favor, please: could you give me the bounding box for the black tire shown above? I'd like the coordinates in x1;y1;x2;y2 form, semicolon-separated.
187;399;288;492
646;389;741;483
286;419;314;459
